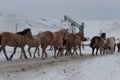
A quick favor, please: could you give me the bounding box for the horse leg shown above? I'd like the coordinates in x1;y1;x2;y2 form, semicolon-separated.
74;47;78;55
72;49;75;55
45;51;48;58
33;47;38;58
103;47;105;55
79;45;83;56
65;47;68;56
57;47;64;57
28;47;32;57
2;46;9;60
0;46;3;52
57;47;60;57
92;47;95;56
38;47;40;56
96;47;99;55
59;47;64;56
54;46;57;58
70;47;74;56
42;49;47;59
21;47;27;59
48;46;53;51
100;48;102;55
20;50;23;59
9;47;17;60
41;49;44;59
41;48;46;60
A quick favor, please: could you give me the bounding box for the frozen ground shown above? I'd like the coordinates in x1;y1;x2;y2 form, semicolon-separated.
0;11;120;80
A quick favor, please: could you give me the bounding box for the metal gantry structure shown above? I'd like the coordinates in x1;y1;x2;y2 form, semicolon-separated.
61;15;83;34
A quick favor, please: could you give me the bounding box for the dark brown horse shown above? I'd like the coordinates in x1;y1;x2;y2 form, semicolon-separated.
117;42;120;53
0;28;33;60
90;36;105;56
65;32;87;56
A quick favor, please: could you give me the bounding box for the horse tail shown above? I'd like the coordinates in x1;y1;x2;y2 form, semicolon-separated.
0;34;2;45
90;37;95;47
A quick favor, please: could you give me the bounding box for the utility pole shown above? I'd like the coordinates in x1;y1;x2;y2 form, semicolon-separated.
100;29;102;35
16;24;17;32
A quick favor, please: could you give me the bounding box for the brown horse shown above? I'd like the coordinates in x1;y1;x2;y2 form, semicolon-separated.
90;36;105;56
40;31;54;59
24;34;41;58
65;32;87;56
40;29;68;59
117;42;120;53
0;28;33;60
53;28;69;57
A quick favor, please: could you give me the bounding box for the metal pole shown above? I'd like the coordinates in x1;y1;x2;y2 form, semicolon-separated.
16;24;17;32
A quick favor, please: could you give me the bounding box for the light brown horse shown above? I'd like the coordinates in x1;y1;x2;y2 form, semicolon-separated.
65;32;87;56
40;31;54;59
53;28;69;57
24;34;41;58
0;28;33;60
105;37;116;54
40;28;69;59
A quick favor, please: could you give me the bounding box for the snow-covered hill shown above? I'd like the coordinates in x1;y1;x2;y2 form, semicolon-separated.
0;11;61;34
83;19;120;38
1;11;120;38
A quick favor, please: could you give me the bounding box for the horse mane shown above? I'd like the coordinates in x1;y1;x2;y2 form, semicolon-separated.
16;28;31;35
100;33;106;40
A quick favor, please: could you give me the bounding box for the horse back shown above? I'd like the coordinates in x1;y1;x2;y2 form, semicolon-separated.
106;37;115;47
26;36;40;47
90;36;101;47
1;32;26;46
40;31;54;48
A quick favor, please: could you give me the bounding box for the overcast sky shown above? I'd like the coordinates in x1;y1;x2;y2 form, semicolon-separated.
0;0;120;19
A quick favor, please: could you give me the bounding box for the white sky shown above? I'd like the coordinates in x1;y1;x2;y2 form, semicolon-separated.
0;0;120;19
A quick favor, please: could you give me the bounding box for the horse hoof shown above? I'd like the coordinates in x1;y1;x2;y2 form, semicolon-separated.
6;58;9;61
7;58;12;61
54;56;57;58
42;58;45;60
25;56;28;59
80;54;84;56
20;57;22;59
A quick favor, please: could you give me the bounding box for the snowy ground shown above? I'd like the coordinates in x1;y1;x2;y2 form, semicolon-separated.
0;12;120;80
0;47;120;80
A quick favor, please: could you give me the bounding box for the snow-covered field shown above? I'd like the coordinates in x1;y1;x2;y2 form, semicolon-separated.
0;11;120;80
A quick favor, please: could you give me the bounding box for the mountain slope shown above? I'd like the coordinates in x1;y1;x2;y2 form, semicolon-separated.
0;11;120;38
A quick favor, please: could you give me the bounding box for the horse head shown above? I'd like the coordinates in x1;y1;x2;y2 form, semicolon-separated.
76;32;87;41
17;28;33;40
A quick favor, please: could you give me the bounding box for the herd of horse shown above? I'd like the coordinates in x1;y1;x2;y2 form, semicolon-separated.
0;28;119;61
